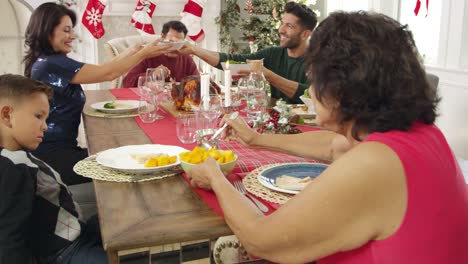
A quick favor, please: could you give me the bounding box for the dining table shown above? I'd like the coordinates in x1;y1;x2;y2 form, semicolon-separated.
82;88;318;263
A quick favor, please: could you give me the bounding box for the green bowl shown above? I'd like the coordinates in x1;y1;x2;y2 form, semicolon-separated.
180;154;238;175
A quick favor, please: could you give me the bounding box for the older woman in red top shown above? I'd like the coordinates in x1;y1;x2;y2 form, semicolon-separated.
187;11;468;263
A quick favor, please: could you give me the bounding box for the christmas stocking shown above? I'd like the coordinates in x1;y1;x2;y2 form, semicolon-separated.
180;0;206;43
131;0;157;35
82;0;106;39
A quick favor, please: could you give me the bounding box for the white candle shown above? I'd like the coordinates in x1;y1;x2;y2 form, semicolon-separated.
201;73;210;110
224;69;232;107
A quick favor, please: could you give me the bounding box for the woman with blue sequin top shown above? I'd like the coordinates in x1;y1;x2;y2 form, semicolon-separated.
23;2;170;185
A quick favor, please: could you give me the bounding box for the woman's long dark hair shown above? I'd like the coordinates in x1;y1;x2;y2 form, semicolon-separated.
23;2;76;77
305;11;440;140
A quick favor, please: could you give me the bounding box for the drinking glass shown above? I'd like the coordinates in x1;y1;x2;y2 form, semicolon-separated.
229;87;242;111
146;67;165;94
145;68;165;119
176;113;197;144
137;76;151;96
138;94;158;123
237;77;248;112
245;88;267;122
200;94;223;126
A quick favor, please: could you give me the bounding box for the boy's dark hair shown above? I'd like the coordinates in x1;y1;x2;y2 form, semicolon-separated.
23;2;77;77
284;2;318;31
0;74;53;102
305;11;439;141
162;21;188;37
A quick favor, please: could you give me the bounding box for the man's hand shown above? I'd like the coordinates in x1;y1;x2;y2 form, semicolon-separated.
140;38;172;58
177;41;197;56
156;65;171;79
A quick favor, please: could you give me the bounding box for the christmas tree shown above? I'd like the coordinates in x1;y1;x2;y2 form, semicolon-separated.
240;0;307;50
217;0;321;53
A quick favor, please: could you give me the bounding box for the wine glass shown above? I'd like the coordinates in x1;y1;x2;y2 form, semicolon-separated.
200;94;223;128
146;67;165;95
237;77;248;112
137;76;151;96
145;68;165;119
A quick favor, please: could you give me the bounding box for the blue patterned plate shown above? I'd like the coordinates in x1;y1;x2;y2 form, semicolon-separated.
257;163;328;194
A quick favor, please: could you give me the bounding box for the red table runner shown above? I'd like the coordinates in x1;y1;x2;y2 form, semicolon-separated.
110;88;319;216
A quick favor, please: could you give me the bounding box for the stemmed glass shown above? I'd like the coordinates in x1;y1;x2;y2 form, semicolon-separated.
137;76;151;96
144;68;165;119
200;94;223;129
146;68;166;95
237;77;248;112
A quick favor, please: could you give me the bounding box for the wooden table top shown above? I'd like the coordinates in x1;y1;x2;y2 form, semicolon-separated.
83;90;232;254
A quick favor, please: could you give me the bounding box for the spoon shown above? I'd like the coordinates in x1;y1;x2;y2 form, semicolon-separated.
201;111;239;150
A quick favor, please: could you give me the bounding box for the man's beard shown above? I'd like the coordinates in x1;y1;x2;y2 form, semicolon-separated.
280;34;302;49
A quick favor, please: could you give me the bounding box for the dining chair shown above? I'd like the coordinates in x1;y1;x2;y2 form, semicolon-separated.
213;235;275;263
103;34;160;88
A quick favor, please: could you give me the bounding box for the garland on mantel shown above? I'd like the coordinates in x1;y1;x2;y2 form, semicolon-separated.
215;0;241;53
56;0;77;7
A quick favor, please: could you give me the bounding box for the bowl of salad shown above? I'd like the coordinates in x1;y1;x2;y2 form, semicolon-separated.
221;60;251;76
299;89;315;114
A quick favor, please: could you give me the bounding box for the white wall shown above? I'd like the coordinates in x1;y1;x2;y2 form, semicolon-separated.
0;0;31;75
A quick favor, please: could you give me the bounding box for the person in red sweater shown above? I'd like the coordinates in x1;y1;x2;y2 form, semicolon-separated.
123;21;199;87
187;11;468;263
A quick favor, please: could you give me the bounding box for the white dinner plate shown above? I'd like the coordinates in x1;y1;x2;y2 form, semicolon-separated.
90;100;140;114
257;163;328;194
96;144;188;174
290;104;316;119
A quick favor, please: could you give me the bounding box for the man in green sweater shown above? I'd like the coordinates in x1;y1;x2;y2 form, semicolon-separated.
178;2;317;104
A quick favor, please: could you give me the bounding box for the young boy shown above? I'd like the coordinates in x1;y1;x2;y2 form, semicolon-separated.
0;74;106;263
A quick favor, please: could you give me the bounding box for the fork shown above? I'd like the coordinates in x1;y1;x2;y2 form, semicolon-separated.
233;180;269;213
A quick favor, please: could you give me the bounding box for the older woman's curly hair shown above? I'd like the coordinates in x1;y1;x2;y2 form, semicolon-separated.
306;11;439;140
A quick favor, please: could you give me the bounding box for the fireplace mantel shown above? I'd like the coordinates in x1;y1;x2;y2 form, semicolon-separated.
106;0;189;16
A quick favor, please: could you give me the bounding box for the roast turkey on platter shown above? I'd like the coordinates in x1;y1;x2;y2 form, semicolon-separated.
171;75;221;111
